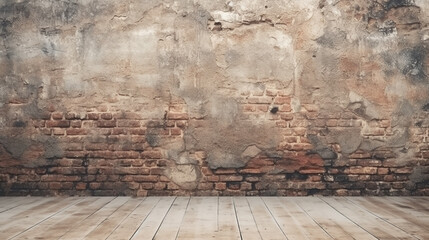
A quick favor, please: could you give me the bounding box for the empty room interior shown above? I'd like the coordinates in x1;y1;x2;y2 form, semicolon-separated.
0;0;428;239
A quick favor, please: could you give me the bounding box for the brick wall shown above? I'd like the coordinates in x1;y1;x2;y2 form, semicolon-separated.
1;0;429;196
1;88;428;196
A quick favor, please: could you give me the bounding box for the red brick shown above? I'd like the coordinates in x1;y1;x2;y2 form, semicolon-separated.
129;128;145;135
53;129;65;135
167;113;189;120
280;113;294;120
141;151;163;159
65;112;77;120
46;120;70;128
85;143;109;151
87;113;99;120
378;168;389;175
335;189;348;196
243;105;256;112
257;105;269;112
299;168;325;174
384;175;396;182
49;182;62;190
239;169;264;174
279;105;292;112
215;182;227;190
115;151;140;159
170;128;182;135
219;175;243;182
227;182;240;190
127;182;140;190
176;120;188;128
118;120;140;127
70;120;82;128
240;182;252;190
154;182;166;190
136;190;148;197
246;176;259;182
133;175;158;182
97;120;116;128
393;167;413;174
206;176;219;182
214;169;237;174
141;183;154;189
198;182;213;190
66;128;88;135
274;97;290;104
349;166;377;175
100;113;113;120
41;175;80;182
51;112;63;120
76;182;87;190
150;168;164;175
308;175;322;182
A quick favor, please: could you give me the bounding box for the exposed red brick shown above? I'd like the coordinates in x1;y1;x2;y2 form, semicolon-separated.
198;182;213;190
167;113;189;120
215;182;227;190
141;151;163;159
219;175;243;182
214;169;237;174
46;120;70;128
51;112;63;120
299;168;325;174
97;120;116;128
393;167;414;174
87;113;99;120
377;168;389;175
66;128;88;135
75;182;87;190
170;128;182;135
117;120;140;127
240;182;252;190
206;176;219;182
100;113;113;120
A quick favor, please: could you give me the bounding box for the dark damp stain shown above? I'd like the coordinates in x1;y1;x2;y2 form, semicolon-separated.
398;46;427;82
286;172;308;181
383;0;415;10
316;29;347;49
0;19;12;38
12;121;26;128
40;27;62;36
270;106;279;114
422;103;429;112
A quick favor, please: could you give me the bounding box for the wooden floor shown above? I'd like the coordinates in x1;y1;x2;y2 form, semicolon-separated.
0;197;428;240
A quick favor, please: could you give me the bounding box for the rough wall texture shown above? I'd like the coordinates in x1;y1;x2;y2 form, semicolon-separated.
1;0;429;196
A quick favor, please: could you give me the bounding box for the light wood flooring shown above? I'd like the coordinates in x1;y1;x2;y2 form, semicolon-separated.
0;196;428;239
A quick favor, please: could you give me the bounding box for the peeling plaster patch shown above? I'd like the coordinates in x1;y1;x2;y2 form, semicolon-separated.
348;91;382;120
165;164;199;190
397;46;428;82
